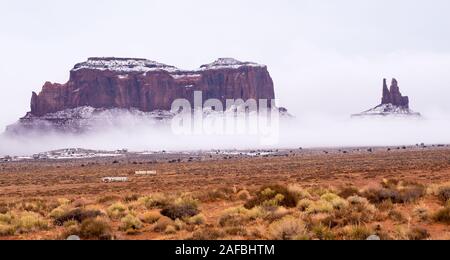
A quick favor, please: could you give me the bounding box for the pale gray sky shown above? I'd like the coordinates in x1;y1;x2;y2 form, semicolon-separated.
1;0;450;131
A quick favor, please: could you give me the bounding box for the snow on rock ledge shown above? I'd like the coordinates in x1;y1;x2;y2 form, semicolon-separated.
72;57;265;73
73;57;180;73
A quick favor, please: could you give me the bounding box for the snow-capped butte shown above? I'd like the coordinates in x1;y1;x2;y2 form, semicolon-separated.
5;57;283;135
73;57;180;73
200;58;265;70
72;57;265;74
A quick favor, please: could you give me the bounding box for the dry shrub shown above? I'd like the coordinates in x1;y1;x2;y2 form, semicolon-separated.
123;194;140;203
362;180;425;204
287;185;312;200
225;226;248;236
197;188;234;202
0;212;14;236
97;195;122;204
377;199;394;212
57;198;71;206
306;200;334;215
320;193;348;210
19;199;58;215
72;198;89;208
343;225;373;240
237;190;251;201
433;207;450;224
436;186;450;203
297;199;314;212
264;207;290;223
153;216;175;232
120;214;143;232
191;227;225;240
219;207;265;227
107;203;128;220
49;205;72;220
138;194;170;209
63;220;79;228
60;222;81;240
161;197;200;220
245;185;298;209
388;210;408;223
269;216;306;240
174;219;186;231
407;227;430;240
307;186;331;197
15;211;48;233
165;225;177;234
0;224;15;236
311;223;335;240
54;208;103;226
0;213;12;224
329;196;376;226
0;202;9;214
413;206;429;222
79;217;113;240
188;214;206;225
139;211;161;224
338;186;360;199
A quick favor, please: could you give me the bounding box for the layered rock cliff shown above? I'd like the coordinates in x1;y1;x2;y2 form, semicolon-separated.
7;57;281;134
30;57;275;117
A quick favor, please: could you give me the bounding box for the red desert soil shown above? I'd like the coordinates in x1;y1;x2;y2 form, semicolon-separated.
1;147;449;199
0;147;450;240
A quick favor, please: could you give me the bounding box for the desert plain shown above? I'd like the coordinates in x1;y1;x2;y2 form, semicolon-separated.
1;145;450;240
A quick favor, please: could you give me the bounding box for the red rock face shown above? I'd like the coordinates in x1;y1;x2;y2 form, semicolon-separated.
30;58;275;116
381;78;409;108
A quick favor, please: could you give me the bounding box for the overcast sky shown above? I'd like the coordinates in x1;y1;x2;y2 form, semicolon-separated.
1;0;450;131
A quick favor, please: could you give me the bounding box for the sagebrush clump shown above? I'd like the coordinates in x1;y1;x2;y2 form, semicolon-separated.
245;185;299;209
79;217;113;240
160;197;200;220
269;216;306;240
107;203;128;220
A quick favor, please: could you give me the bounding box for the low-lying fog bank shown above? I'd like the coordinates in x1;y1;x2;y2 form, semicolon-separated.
1;112;450;157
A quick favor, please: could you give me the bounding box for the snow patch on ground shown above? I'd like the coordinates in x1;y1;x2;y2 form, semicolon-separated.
352;104;421;117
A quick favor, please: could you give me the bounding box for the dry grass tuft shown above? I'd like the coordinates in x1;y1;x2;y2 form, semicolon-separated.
160;197;200;220
237;190;251;201
79;217;113;240
138;194;171;209
269;216;306;240
188;214;206;225
139;211;161;224
342;225;373;240
362;179;426;204
433;206;450;224
219;207;265;227
153;216;175;233
107;203;128;220
120;214;143;232
191;227;226;240
245;185;299;209
54;208;103;226
407;227;430;240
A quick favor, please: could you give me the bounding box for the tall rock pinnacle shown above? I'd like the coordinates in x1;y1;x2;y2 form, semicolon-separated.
352;78;420;117
381;78;409;108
